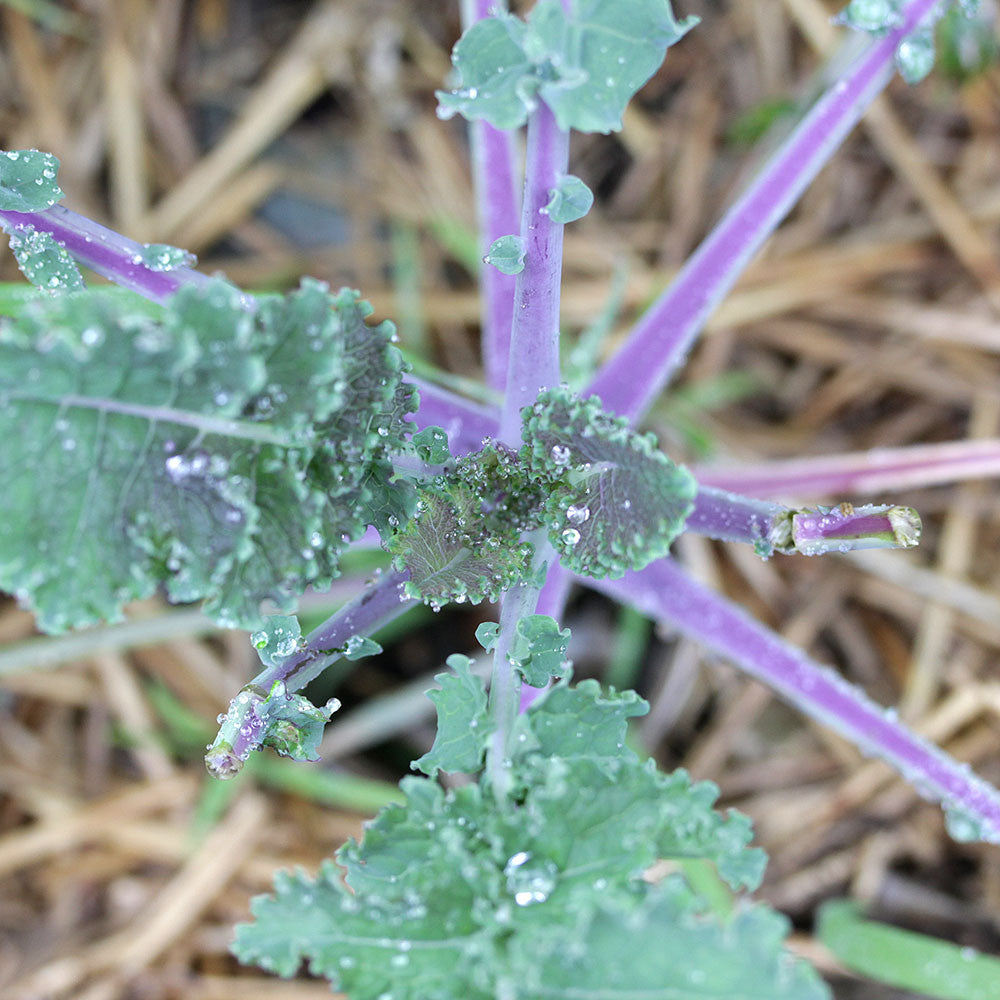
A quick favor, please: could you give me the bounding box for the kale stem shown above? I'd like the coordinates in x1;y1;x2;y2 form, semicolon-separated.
591;557;1000;844
498;98;570;444
585;0;943;420
205;569;414;777
462;0;521;393
0;204;215;303
486;534;550;802
696;438;1000;499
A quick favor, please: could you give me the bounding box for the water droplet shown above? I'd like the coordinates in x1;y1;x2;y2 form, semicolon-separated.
561;528;581;546
550;444;571;466
566;504;589;525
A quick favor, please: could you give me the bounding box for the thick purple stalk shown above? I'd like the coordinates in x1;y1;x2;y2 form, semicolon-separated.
685;487;786;548
590;557;1000;843
206;569;413;776
0;204;213;303
585;0;943;420
463;0;521;392
688;487;921;555
499;99;570;443
696;438;1000;499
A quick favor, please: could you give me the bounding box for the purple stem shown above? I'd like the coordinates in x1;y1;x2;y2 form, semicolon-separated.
499;99;570;443
463;0;521;392
206;569;414;776
590;557;1000;843
696;438;1000;499
0;204;213;303
585;0;943;420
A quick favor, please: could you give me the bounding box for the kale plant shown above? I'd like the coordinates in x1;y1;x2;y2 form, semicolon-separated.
1;1;997;997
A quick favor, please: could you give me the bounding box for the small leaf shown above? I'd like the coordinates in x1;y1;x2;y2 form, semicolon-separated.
250;615;303;667
0;149;63;211
896;25;937;83
342;634;383;661
6;226;85;294
542;175;593;224
521;387;697;578
139;242;197;272
508;614;570;685
413;654;494;777
475;621;500;651
413;425;451;464
483;234;526;275
837;0;901;33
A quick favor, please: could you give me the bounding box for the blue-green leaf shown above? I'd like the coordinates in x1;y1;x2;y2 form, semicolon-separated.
0;149;63;211
522;387;697;578
0;278;415;632
436;14;536;129
412;425;451;464
412;654;494;777
6;226;85;294
436;1;697;134
516;878;829;999
525;0;698;133
508;614;571;685
542;174;593;224
483;234;526;275
138;242;198;272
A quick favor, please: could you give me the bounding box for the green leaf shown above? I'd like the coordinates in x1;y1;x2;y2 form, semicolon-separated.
138;242;197;272
342;634;383;660
412;654;494;777
819;899;1000;1000
436;1;697;134
436;14;536;129
238;714;810;997
516;877;829;999
6;226;85;294
0;149;63;211
516;677;648;761
250;615;304;666
412;425;452;464
0;278;415;632
542;174;593;224
837;0;901;33
387;442;545;608
483;234;526;275
522;387;697;578
508;614;570;685
475;621;500;651
525;0;698;133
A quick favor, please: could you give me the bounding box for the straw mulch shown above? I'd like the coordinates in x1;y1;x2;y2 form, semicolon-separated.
1;1;999;997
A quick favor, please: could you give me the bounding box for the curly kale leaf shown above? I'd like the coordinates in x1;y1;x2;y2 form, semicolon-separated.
236;680;820;998
386;442;543;608
0;278;414;631
522;386;697;578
